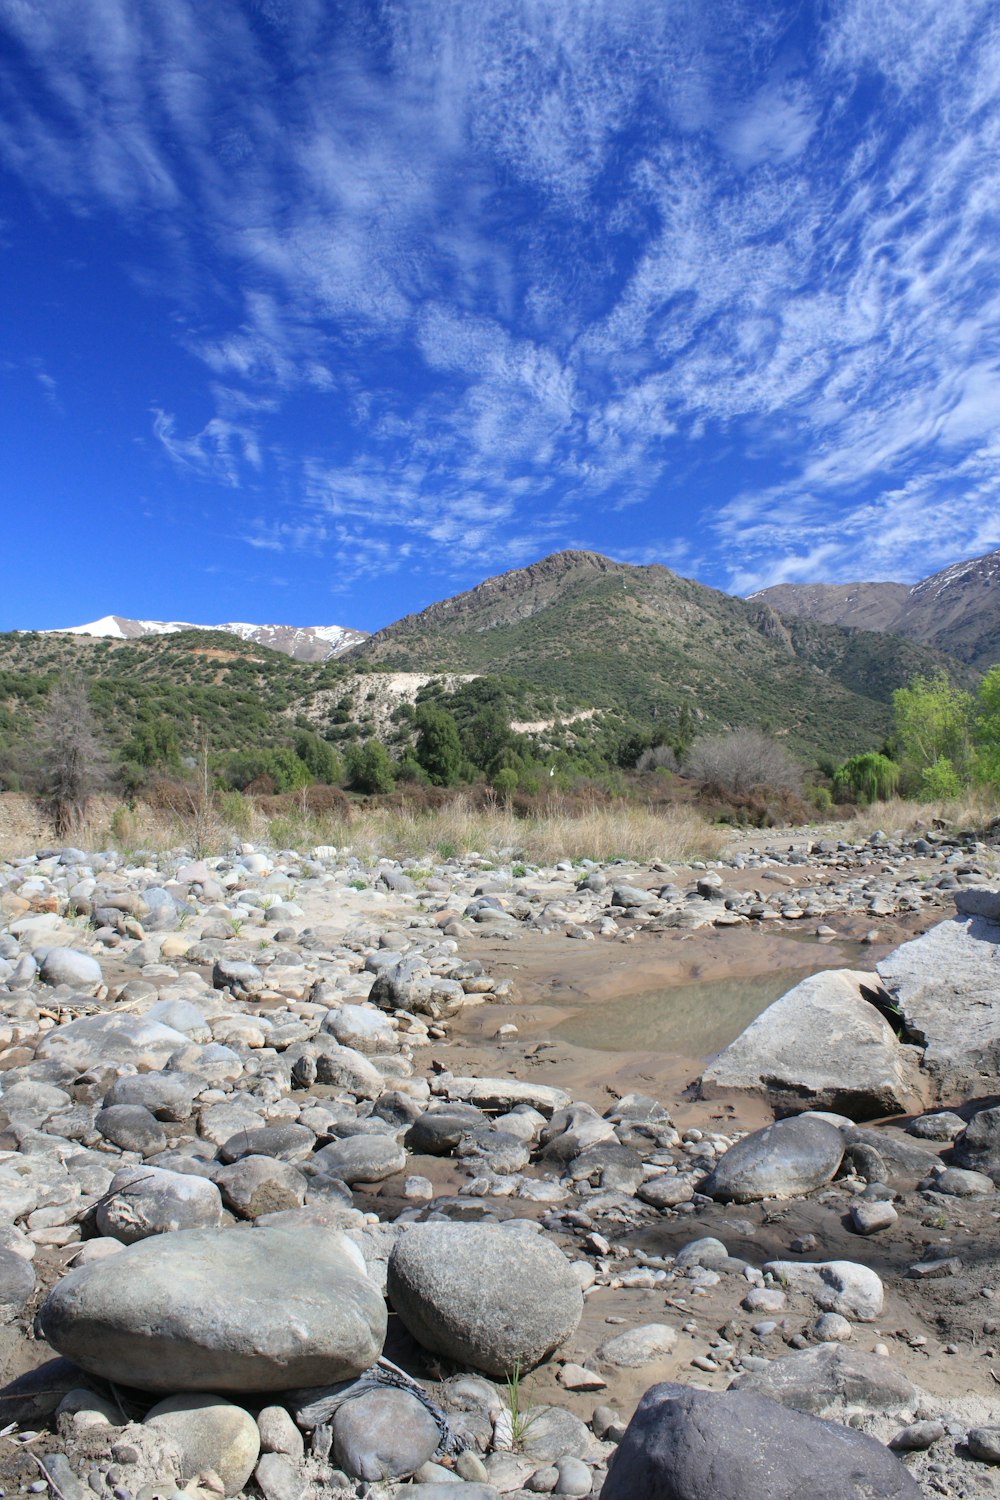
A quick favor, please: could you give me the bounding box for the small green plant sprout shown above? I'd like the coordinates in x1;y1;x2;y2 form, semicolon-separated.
503;1359;538;1452
436;840;458;860
348;878;368;891
511;862;527;879
259;894;277;911
227;916;244;937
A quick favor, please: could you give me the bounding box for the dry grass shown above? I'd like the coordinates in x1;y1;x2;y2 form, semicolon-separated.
842;790;1000;840
0;790;724;866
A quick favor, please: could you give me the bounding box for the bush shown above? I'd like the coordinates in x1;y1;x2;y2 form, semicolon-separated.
920;755;964;800
636;744;679;773
685;729;802;797
414;705;463;787
833;752;900;804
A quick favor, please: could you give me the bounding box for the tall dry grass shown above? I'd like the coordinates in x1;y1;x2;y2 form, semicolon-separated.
0;790;724;866
842;790;1000;841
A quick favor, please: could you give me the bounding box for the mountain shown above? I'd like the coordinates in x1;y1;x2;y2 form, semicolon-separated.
44;615;367;662
747;582;910;634
751;548;1000;672
346;550;973;758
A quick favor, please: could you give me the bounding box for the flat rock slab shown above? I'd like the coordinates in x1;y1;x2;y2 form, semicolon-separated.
700;1115;844;1202
387;1222;583;1378
601;1384;922;1499
431;1075;571;1116
699;969;927;1119
36;1225;386;1393
730;1344;917;1413
878;907;1000;1099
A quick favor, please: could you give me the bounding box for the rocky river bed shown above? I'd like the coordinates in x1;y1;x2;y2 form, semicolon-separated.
1;823;1000;1498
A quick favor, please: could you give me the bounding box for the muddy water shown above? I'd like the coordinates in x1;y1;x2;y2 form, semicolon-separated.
547;966;819;1061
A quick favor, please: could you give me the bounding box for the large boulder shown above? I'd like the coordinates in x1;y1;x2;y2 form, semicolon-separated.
952;1105;1000;1184
35;1014;191;1071
601;1384;922;1500
877;900;1000;1098
760;1261;883;1321
387;1223;583;1378
699;970;926;1119
35;1225;385;1392
39;947;104;992
700;1115;844;1202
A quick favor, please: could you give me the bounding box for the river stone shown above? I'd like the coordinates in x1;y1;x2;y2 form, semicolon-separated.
35;1014;192;1071
699;970;926;1119
0;1248;36;1318
701;1115;843;1202
730;1344;917;1413
35;1224;386;1392
218;1123;315;1164
762;1261;883;1321
596;1325;678;1368
144;1393;260;1496
601;1384;922;1500
406;1107;488;1155
313;1135;406;1185
255;1451;307;1500
332;1387;440;1480
95;1165;224;1243
387;1223;583;1377
103;1072;203;1121
952;1105;1000;1184
214;1157;307;1218
95;1104;168;1156
39;947;103;992
432;1076;571;1116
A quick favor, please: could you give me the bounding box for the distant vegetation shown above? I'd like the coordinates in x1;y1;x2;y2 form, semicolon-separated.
1;575;996;843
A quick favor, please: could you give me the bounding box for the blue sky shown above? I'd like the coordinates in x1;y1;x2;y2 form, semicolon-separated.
2;0;1000;634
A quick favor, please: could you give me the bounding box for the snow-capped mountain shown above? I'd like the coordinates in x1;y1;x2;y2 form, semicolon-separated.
45;616;368;662
750;546;1000;671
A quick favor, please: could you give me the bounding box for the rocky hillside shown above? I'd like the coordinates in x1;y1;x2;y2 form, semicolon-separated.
348;551;972;758
752;547;1000;672
47;615;368;662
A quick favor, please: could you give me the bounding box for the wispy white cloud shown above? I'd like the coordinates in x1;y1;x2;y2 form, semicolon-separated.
2;0;1000;598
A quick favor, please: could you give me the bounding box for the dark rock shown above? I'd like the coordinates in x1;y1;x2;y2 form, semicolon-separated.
601;1384;922;1499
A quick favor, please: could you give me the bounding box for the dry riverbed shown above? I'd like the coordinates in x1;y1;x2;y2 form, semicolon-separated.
1;823;999;1498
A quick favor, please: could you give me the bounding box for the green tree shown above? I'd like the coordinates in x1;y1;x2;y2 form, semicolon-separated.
973;665;1000;791
892;671;973;791
294;730;342;785
833;752;900;804
414;705;463;786
345;738;395;794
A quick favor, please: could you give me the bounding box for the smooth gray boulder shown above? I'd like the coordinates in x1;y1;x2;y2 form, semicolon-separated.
700;1115;844;1202
699;970;927;1119
35;1014;191;1071
332;1387;440;1480
730;1344;917;1413
95;1104;168;1156
39;947;103;992
601;1384;922;1499
387;1223;583;1377
36;1225;386;1392
878;905;1000;1098
313;1136;406;1185
95;1165;224;1243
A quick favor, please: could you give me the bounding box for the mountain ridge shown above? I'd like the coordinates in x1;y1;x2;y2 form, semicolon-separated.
751;547;1000;671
